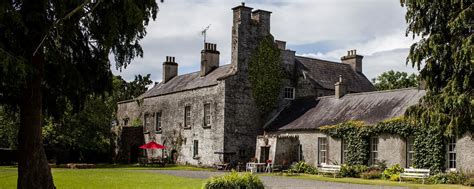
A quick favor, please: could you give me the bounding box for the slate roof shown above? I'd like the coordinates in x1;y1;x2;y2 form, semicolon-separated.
138;64;232;99
296;56;375;92
265;88;426;131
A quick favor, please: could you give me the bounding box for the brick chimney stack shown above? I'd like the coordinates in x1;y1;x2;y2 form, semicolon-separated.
201;43;220;76
162;56;178;83
341;49;363;73
335;75;347;99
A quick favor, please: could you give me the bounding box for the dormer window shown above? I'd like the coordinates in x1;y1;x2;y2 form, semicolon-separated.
284;87;295;100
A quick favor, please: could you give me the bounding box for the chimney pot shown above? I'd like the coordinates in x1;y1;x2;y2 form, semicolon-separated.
341;49;363;73
201;42;220;76
163;56;178;83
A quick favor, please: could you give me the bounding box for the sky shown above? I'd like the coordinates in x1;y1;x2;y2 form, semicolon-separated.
111;0;420;83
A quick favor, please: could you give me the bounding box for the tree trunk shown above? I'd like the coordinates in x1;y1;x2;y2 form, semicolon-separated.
17;54;55;189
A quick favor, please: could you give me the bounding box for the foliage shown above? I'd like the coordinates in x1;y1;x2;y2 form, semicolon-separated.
382;164;404;180
288;161;318;175
369;160;387;172
321;118;448;172
339;164;368;178
41;75;151;163
428;172;468;184
1;0;159;187
0;106;18;149
401;0;473;138
248;35;283;114
360;170;382;179
371;70;418;90
202;171;264;189
464;178;474;186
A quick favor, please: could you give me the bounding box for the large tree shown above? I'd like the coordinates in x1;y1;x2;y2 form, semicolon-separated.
401;0;473;136
0;1;158;188
371;70;418;90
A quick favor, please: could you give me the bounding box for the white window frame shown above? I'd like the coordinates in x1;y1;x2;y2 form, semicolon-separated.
193;140;199;158
143;113;150;133
342;139;348;164
184;106;191;128
318;137;328;164
370;137;378;165
284;87;295;100
155;112;162;133
406;137;415;168
203;103;211;128
447;137;456;169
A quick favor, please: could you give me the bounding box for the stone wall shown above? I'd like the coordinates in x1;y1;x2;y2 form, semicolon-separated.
117;100;141;126
377;134;406;167
457;132;474;171
113;126;145;163
140;82;226;166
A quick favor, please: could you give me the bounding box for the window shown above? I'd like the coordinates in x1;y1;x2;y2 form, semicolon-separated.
203;103;211;127
298;144;304;161
318;137;328;164
184;106;191;128
123;118;129;126
143;114;150;133
239;149;246;158
193;140;199;158
406;137;415;168
447;137;456;169
155;112;162;133
341;139;348;164
284;87;295;99
370;137;378;165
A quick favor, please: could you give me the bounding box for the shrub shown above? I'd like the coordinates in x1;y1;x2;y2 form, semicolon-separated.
361;170;382;179
339;164;368;178
463;178;474;186
369;160;387;172
428;171;467;184
288;161;318;175
202;171;264;189
382;164;404;180
389;174;400;181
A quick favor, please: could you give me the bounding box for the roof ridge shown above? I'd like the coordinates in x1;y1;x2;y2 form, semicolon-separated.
317;87;422;100
295;55;345;65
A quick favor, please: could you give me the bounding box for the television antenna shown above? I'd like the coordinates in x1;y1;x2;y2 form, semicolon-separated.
201;24;211;43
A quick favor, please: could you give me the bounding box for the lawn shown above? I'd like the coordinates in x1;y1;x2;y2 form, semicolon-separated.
272;173;472;189
0;165;207;189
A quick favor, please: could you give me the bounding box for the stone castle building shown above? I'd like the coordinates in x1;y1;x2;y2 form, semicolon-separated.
115;3;374;166
114;3;474;171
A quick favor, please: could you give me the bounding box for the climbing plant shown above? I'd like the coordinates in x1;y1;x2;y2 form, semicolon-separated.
320;117;447;172
248;35;283;114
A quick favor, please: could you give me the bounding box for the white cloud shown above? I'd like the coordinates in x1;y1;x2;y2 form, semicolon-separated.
112;0;419;83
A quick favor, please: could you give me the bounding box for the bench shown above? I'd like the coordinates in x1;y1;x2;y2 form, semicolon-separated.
399;168;430;184
319;163;341;178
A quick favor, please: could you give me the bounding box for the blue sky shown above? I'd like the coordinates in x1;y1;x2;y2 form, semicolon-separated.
111;0;419;82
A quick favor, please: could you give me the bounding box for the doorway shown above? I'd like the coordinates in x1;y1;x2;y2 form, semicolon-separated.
260;146;270;163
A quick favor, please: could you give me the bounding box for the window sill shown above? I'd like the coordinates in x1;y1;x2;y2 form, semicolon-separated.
155;130;162;134
202;126;211;129
143;131;150;134
193;156;200;160
183;127;191;130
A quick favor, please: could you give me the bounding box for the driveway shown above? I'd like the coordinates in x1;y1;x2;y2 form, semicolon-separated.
146;170;407;189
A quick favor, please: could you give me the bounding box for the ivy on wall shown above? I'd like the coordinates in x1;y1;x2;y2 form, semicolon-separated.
248;35;283;114
320;117;447;173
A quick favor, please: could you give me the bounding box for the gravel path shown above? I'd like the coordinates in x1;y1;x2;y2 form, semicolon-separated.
145;170;407;189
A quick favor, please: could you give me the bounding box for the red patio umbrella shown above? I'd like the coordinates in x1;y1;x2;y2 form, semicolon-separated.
139;141;166;149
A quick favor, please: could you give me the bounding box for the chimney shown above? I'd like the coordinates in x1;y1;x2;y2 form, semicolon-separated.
251;9;272;35
275;40;286;50
341;49;363;73
201;43;220;76
162;56;178;83
335;75;347;99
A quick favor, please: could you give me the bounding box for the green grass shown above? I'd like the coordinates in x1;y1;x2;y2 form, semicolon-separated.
269;173;471;189
0;166;206;189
